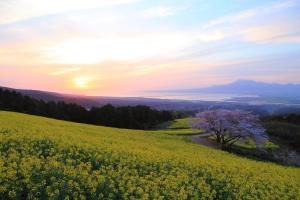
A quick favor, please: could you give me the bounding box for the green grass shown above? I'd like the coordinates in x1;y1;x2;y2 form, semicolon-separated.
154;118;202;135
235;140;279;150
207;136;280;150
0;111;299;199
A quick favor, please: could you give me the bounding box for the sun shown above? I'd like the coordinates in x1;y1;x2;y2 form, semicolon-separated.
74;77;90;89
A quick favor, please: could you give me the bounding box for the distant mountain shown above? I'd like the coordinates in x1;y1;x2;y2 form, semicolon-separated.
1;84;300;115
169;80;300;98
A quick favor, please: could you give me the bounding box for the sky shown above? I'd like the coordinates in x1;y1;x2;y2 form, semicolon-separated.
0;0;300;96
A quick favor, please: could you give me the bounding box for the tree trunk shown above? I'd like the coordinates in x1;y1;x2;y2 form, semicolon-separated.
221;140;226;150
215;134;223;149
216;134;221;143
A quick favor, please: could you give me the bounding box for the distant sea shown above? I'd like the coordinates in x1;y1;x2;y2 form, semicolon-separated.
140;92;300;106
141;92;257;101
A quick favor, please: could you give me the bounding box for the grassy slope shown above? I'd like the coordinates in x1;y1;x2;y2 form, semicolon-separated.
0;111;299;199
154;118;202;135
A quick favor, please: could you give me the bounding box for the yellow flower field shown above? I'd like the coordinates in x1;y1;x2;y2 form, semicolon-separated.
0;111;299;199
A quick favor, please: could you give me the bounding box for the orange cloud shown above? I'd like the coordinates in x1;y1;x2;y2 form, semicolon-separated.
242;23;300;43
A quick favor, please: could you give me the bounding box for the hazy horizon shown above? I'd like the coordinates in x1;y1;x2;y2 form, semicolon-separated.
1;0;300;96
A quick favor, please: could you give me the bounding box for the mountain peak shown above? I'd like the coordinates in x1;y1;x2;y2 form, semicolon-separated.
171;80;300;98
232;80;259;84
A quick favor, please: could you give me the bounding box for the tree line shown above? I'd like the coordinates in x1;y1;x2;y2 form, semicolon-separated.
263;114;300;150
0;88;175;129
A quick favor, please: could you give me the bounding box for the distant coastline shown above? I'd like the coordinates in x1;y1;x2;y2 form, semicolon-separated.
142;92;300;106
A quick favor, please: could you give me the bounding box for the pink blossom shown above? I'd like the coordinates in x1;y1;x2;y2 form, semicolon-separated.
192;109;267;148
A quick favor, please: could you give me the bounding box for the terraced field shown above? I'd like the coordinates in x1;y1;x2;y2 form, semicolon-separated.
0;111;299;199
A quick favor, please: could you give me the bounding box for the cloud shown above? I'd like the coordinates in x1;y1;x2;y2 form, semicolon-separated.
50;67;81;76
197;32;225;42
3;0;297;66
141;6;187;18
203;0;298;28
0;0;137;24
1;0;300;95
241;23;300;44
41;32;194;64
199;0;300;44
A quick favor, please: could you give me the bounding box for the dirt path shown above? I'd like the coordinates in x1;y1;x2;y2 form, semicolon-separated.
190;134;219;149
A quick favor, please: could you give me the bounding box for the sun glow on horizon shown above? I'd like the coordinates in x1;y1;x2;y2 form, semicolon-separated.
74;77;91;89
0;0;300;94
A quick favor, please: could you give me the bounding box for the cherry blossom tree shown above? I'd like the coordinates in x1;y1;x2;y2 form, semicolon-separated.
191;109;267;149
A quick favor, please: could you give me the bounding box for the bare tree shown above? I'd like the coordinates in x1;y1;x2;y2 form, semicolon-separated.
191;109;267;149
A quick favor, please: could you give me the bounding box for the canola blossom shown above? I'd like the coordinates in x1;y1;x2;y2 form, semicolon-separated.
0;111;299;199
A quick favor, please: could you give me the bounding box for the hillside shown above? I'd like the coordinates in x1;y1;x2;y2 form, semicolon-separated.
3;86;300;115
0;111;299;199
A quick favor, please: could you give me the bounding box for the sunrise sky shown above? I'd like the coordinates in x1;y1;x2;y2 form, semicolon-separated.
0;0;300;96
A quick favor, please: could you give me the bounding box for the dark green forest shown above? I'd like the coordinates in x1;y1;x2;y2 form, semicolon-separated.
0;88;175;129
263;114;300;150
